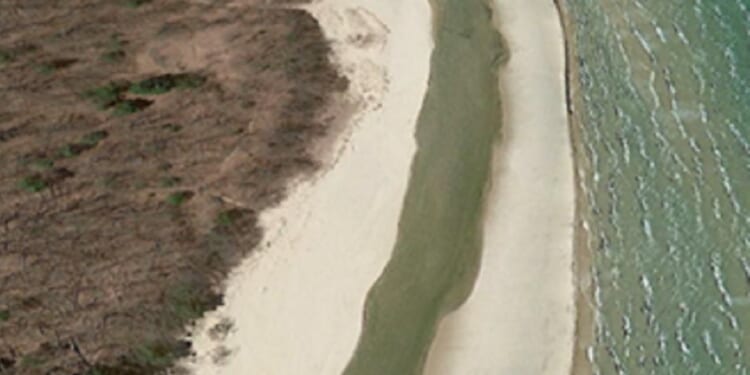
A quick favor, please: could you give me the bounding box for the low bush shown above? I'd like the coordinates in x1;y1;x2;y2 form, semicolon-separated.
101;35;127;63
81;130;109;146
162;123;182;133
128;74;205;95
20;355;44;369
36;59;77;75
159;176;181;188
58;144;84;158
166;280;221;323
0;50;13;66
113;99;152;116
130;340;188;369
123;0;151;8
18;176;47;193
35;63;56;75
216;209;246;228
165;191;191;206
101;50;126;63
21;157;54;171
85;84;125;109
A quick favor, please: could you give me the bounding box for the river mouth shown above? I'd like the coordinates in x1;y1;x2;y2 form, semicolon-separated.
343;0;506;373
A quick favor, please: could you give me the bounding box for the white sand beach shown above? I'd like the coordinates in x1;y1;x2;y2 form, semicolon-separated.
424;0;575;374
182;0;432;373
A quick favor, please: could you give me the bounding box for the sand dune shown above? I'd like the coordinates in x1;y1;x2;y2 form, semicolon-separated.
424;0;576;373
182;0;433;373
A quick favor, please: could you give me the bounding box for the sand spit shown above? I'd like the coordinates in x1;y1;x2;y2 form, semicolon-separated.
182;1;433;373
424;0;575;374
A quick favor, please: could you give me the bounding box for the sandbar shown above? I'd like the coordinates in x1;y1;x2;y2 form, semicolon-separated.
424;0;576;373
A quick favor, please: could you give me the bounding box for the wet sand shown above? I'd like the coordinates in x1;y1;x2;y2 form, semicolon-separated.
424;0;576;373
182;0;433;373
554;1;596;374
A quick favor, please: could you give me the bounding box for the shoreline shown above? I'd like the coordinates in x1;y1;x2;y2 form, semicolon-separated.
553;1;596;374
181;1;433;373
424;0;576;373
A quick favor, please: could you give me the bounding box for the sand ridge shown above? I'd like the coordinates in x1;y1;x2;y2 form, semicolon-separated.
182;0;433;373
424;0;576;373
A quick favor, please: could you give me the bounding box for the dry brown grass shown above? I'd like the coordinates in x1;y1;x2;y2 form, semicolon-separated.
0;0;346;373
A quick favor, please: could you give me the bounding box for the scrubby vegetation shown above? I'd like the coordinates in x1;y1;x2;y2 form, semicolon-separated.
128;73;205;95
0;50;13;66
0;0;346;373
123;0;152;8
85;83;127;109
165;191;191;206
18;175;47;193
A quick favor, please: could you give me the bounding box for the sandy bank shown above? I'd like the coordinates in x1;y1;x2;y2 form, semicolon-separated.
424;0;575;374
554;1;596;374
181;0;433;373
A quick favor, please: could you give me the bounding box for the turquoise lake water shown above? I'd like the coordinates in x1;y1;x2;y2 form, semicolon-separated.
567;0;750;373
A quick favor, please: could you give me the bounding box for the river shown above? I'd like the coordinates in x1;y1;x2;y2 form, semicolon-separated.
343;0;505;373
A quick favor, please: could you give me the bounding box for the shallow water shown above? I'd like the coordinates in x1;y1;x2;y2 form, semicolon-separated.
342;0;505;373
567;0;750;373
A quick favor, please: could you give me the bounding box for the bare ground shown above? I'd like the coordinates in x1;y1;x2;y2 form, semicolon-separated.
0;0;346;373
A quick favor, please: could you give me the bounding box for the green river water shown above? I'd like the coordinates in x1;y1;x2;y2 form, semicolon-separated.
341;0;750;373
342;0;505;373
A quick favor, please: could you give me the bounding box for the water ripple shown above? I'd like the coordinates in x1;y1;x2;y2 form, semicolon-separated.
569;0;750;372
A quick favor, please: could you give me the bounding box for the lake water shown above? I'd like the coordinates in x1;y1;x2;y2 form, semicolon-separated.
567;0;750;373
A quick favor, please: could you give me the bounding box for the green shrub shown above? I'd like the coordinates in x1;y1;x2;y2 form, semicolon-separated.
18;176;47;193
162;123;182;133
113;99;150;116
113;101;136;116
81;130;108;146
159;176;181;188
123;0;151;8
20;355;44;368
37;58;77;74
173;74;205;89
0;50;13;66
129;74;205;95
216;211;234;227
35;63;56;75
0;310;9;322
85;84;123;109
21;157;54;171
129;76;174;95
165;191;190;206
101;35;126;63
166;281;220;322
131;342;175;368
58;144;82;158
85;84;151;115
101;50;126;63
216;209;246;228
32;159;54;170
99;175;118;189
